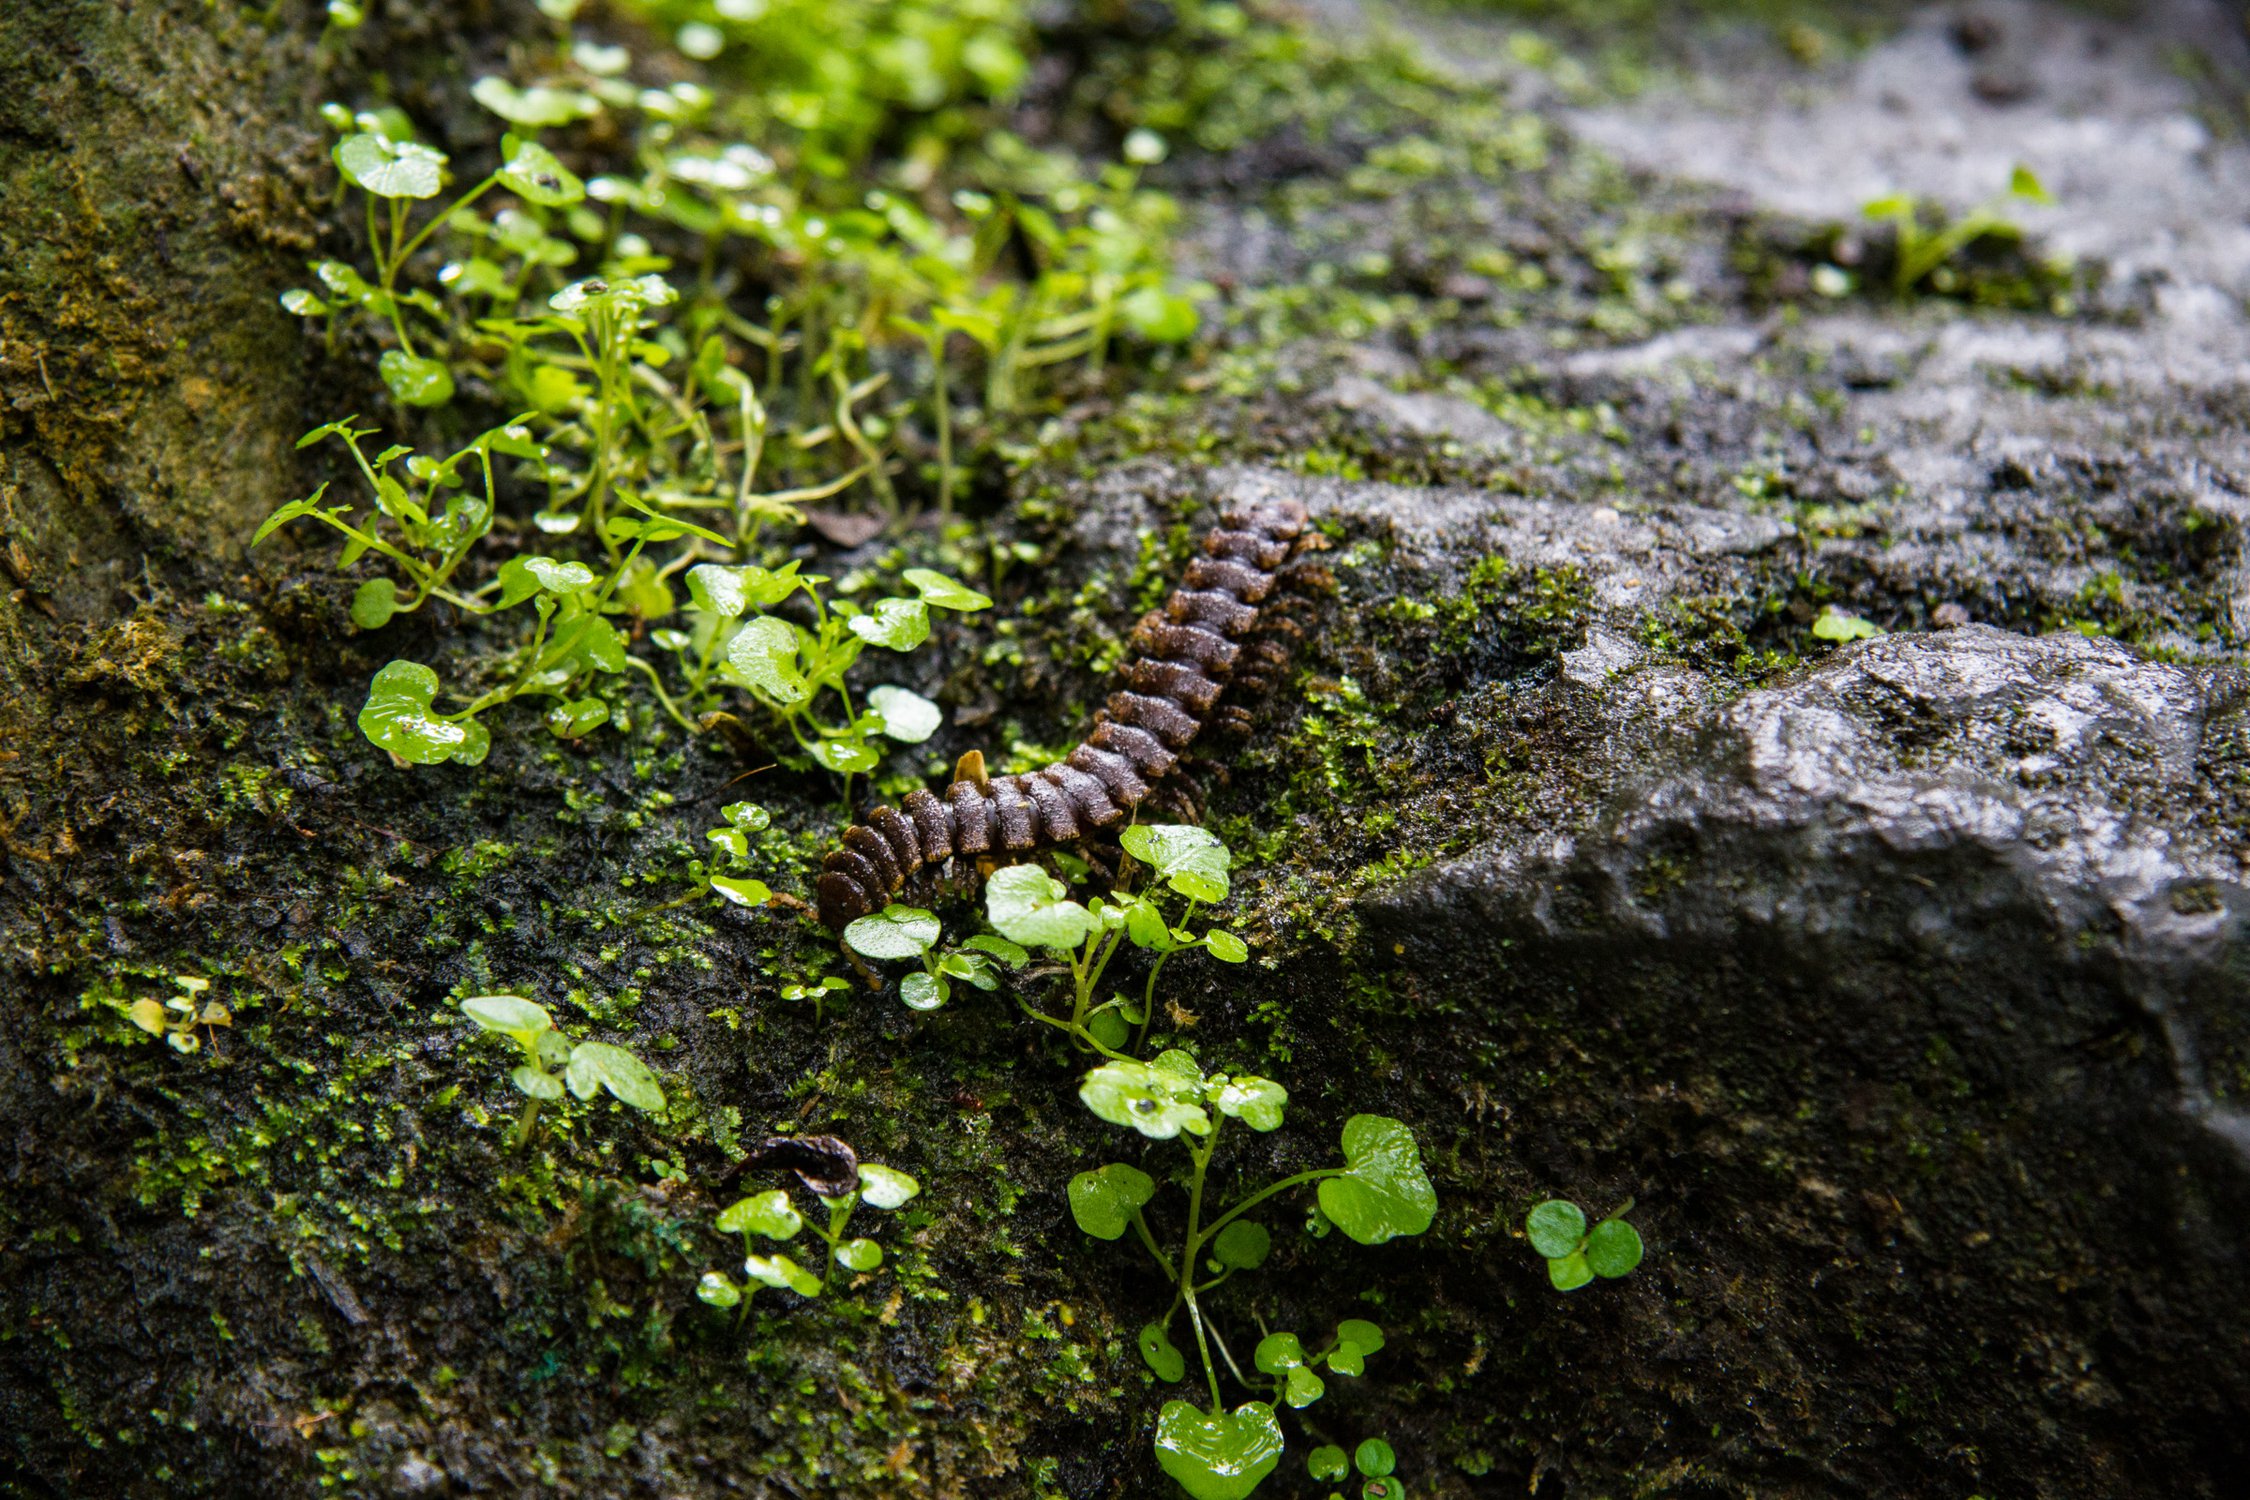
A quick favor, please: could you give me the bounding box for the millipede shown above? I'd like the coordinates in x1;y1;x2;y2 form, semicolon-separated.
815;498;1323;932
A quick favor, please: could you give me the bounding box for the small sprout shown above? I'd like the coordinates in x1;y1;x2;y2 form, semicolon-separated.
360;661;490;767
1526;1197;1645;1291
126;975;232;1056
458;994;664;1147
705;1137;920;1308
1812;606;1882;642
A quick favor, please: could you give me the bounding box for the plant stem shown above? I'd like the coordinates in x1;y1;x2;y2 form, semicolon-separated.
514;1095;543;1149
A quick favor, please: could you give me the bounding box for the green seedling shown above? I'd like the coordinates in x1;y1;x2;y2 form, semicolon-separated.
841;903;1028;1010
1811;606;1882;643
1308;1437;1403;1499
126;975;232;1056
1069;1051;1435;1500
1525;1197;1645;1291
1251;1318;1386;1409
985;824;1249;1055
457;994;666;1147
697;1136;921;1310
696;800;777;910
1863;164;2053;295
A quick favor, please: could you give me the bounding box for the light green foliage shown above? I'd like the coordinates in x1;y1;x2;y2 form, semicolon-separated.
123;975;232;1057
699;1147;922;1310
1811;606;1882;643
1069;1042;1432;1499
1526;1197;1646;1291
272;18;1204;769
458;994;666;1147
984;825;1250;1054
1863;163;2054;294
843;904;1027;1010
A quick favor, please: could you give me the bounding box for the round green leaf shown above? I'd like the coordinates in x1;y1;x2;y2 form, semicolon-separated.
898;971;946;1010
834;1238;882;1272
461;994;551;1047
1308;1445;1350;1482
1326;1343;1365;1378
709;875;772;907
868;685;942;743
379;350;455;408
1119;823;1231;903
1586;1217;1644;1278
984;864;1095;951
1138;1322;1186;1383
1334;1319;1386;1358
359;661;483;765
374;357;453;419
695;1271;740;1308
1548;1250;1594;1292
334;133;446;198
498;138;585;206
1153;1401;1284;1500
742;1252;821;1297
1066;1163;1155;1240
900;568;992;611
1079;1059;1210;1140
546;697;610;739
1283;1366;1326;1408
351;577;398;630
510;1063;564;1100
1204;929;1249;963
1210;1075;1287;1132
1252;1332;1305;1375
724;616;808;705
1525;1200;1587;1260
843;904;941;961
564;1041;665;1112
722;801;770;831
716;1189;802;1241
855;1164;920;1210
1317;1115;1437;1245
1121;285;1199;344
1125;898;1182;952
471;76;598;127
1354;1439;1397;1478
807;737;880;774
1213;1218;1271;1270
847;596;931;651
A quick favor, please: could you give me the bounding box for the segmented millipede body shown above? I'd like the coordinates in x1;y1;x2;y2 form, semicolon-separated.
816;499;1318;931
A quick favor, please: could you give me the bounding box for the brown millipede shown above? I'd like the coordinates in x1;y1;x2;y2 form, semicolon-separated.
815;498;1319;931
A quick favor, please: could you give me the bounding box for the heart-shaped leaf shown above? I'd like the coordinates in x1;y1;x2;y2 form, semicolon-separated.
1212;1219;1270;1270
360;661;488;766
334;133;446;198
868;684;942;743
1282;1366;1324;1408
1252;1332;1305;1376
1334;1319;1385;1358
856;1164;920;1210
725;616;809;705
833;1238;882;1272
1119;823;1231;904
564;1041;665;1112
1585;1217;1644;1278
708;875;772;907
985;864;1095;951
1153;1401;1284;1500
1210;1075;1287;1132
900;568;992;611
847;596;930;651
351;577;399;630
716;1189;802;1241
498;138;584;206
1139;1322;1186;1382
742;1252;822;1297
1307;1445;1349;1482
843;904;941;961
1548;1249;1593;1291
1525;1199;1586;1260
899;971;946;1010
1080;1059;1210;1140
379;350;455;408
461;994;551;1048
1067;1163;1155;1240
687;562;801;618
1317;1115;1436;1245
